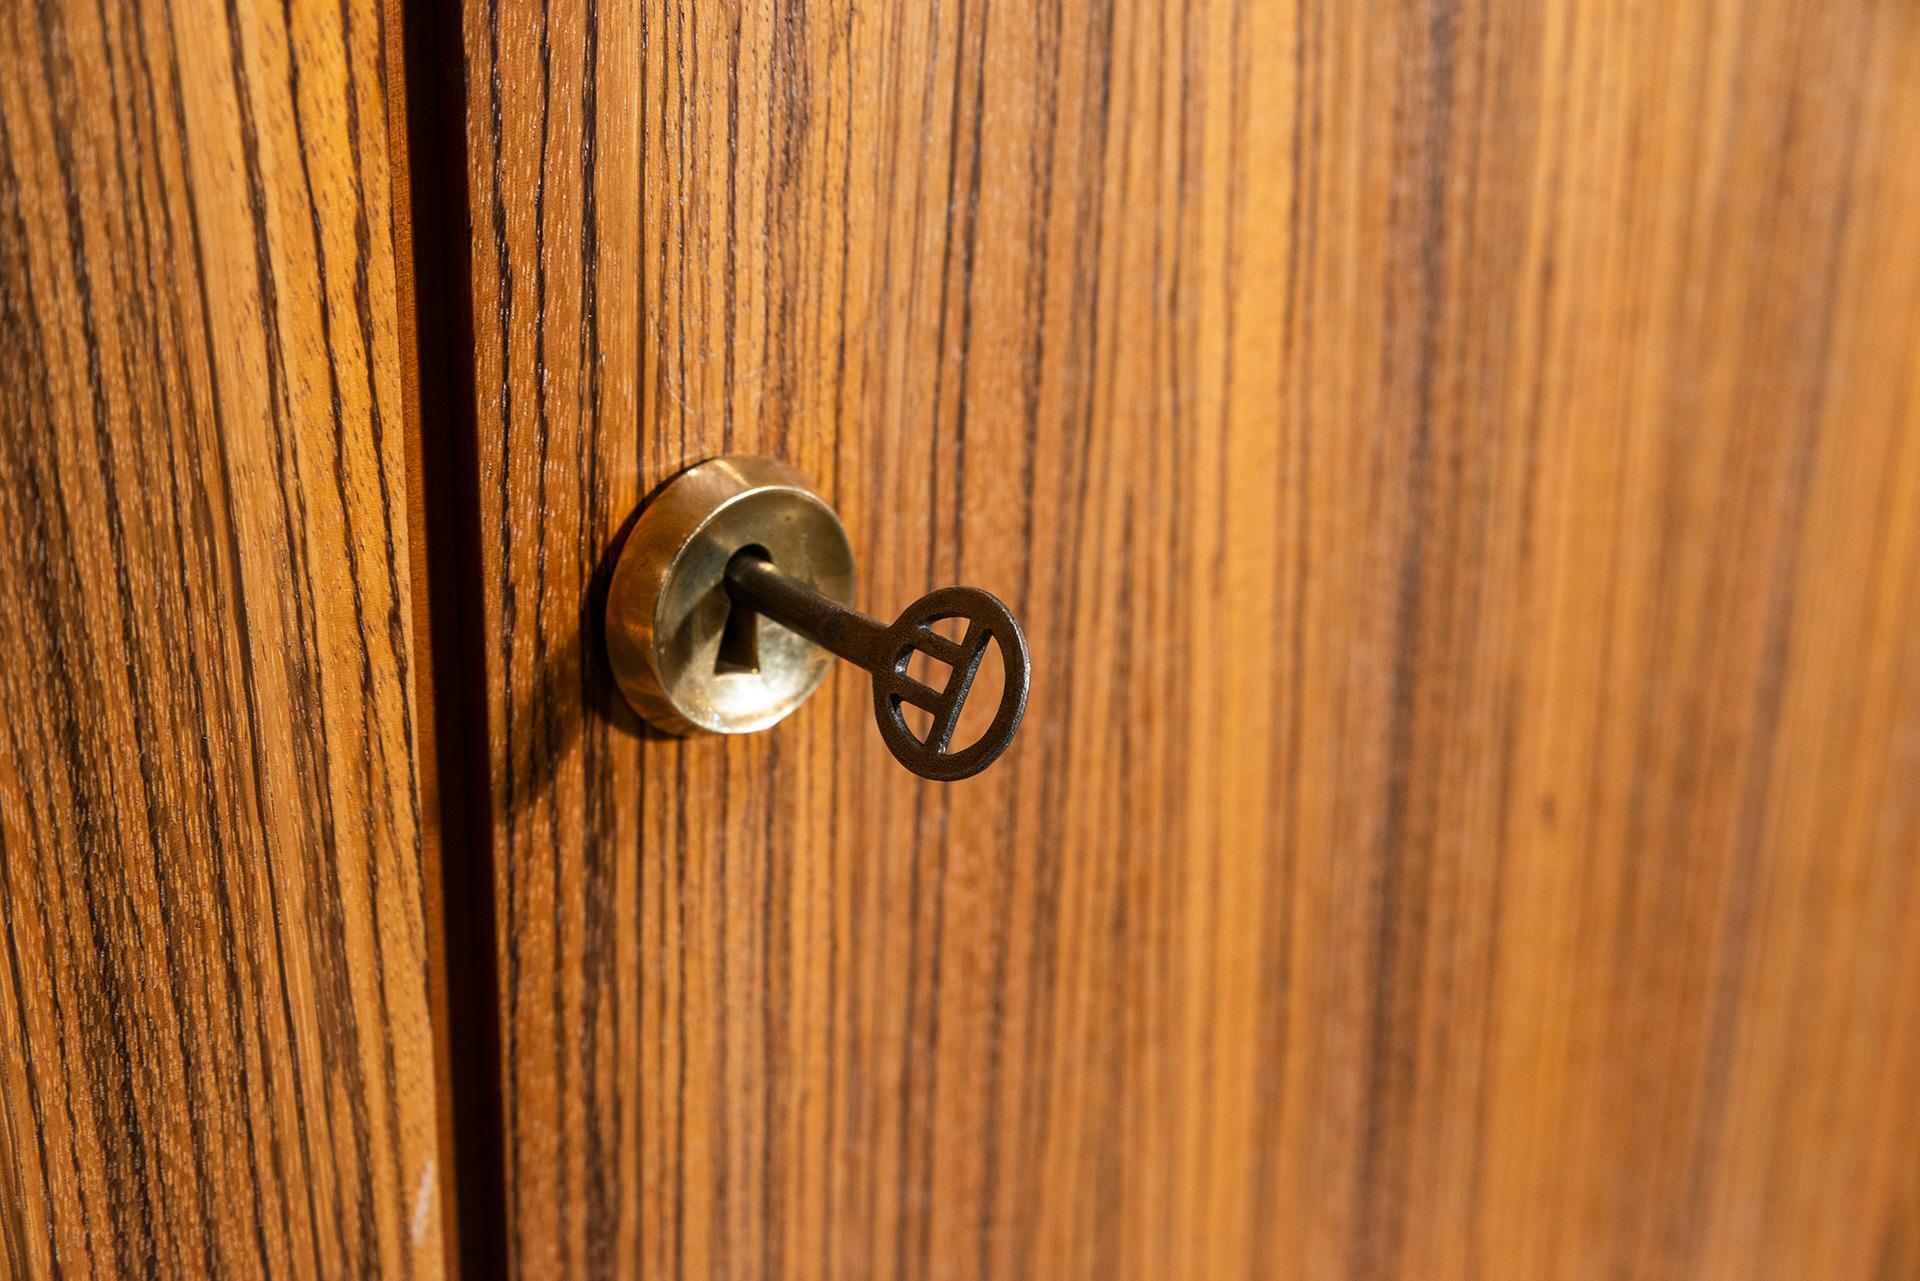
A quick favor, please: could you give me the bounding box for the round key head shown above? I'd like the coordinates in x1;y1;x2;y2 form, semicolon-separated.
869;586;1030;781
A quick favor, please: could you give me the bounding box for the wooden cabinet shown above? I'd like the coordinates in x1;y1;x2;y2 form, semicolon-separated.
5;0;1920;1278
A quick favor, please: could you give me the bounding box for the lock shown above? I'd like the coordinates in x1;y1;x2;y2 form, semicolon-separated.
604;456;854;736
604;455;1029;780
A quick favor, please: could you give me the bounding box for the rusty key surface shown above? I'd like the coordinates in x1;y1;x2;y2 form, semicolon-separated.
723;552;1030;781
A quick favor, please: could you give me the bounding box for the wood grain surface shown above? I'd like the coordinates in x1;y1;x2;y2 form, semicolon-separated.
443;0;1920;1277
0;0;444;1276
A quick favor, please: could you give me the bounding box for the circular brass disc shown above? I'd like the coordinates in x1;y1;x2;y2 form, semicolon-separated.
605;456;855;735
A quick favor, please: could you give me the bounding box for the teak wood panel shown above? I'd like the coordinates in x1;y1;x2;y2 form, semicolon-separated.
449;0;1920;1277
0;0;442;1277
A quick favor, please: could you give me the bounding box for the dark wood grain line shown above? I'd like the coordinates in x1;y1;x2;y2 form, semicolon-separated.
0;156;127;1281
574;7;622;1272
974;6;1061;1271
26;11;177;1262
103;8;289;1261
1350;3;1456;1274
476;0;530;1268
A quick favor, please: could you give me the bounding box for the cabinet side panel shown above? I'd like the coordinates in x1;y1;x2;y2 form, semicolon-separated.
0;0;442;1275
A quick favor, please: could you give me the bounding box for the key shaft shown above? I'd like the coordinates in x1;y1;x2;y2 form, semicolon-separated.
724;553;895;673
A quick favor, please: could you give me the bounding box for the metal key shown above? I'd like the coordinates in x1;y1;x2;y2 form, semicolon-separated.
723;552;1030;781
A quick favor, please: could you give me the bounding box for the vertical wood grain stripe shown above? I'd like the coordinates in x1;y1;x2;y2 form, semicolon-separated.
452;0;1920;1278
0;0;443;1275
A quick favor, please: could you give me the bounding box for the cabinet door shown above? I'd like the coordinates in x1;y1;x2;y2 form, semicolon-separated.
437;0;1920;1278
0;1;444;1276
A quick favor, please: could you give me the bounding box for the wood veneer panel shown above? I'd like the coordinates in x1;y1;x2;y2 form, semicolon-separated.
0;0;443;1275
454;0;1920;1276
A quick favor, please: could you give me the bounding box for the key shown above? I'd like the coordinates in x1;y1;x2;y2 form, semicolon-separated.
723;552;1030;781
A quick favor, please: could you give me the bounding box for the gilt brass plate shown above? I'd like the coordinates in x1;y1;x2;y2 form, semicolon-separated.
604;456;856;735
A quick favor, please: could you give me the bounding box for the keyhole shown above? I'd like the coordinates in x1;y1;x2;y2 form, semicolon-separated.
715;545;772;675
